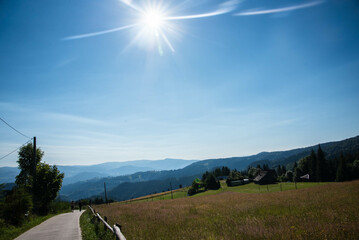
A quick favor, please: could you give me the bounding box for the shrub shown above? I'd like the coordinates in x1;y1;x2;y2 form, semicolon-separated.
204;174;220;190
187;187;197;196
3;187;33;226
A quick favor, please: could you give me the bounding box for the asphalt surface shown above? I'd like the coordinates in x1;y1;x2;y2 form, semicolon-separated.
15;210;84;240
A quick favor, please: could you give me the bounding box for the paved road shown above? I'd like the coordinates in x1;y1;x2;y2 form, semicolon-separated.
15;210;84;240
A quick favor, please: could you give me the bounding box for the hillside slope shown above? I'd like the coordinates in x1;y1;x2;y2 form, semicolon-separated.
94;181;359;240
61;135;359;200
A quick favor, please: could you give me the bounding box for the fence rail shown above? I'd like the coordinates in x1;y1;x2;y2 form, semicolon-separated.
88;205;126;240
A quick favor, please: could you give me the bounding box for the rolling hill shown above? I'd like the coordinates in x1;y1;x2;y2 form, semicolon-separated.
0;158;197;185
61;135;359;200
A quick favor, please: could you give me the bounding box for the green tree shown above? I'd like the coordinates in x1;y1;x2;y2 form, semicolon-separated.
15;143;44;187
214;168;222;177
285;170;293;182
292;161;298;172
248;167;260;179
316;145;327;182
2;187;33;226
293;166;303;182
221;166;230;176
228;170;242;180
204;173;220;190
201;171;209;182
33;163;64;214
336;153;346;182
15;143;64;215
309;149;317;182
298;156;310;175
352;159;359;179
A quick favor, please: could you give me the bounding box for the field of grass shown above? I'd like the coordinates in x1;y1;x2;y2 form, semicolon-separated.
93;180;359;239
122;188;188;203
194;181;327;197
80;207;114;240
124;181;327;203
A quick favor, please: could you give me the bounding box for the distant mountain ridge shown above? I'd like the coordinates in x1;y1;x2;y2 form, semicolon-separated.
61;135;359;200
0;158;197;185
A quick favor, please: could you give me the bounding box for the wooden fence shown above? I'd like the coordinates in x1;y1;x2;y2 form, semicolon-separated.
88;205;126;240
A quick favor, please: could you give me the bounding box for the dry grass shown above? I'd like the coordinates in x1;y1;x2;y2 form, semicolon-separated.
94;180;359;240
122;188;186;203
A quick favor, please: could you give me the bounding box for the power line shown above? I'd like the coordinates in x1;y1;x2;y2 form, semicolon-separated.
0;117;31;139
0;139;32;161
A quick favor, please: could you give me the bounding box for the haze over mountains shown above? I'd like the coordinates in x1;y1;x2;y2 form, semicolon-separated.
0;158;197;185
61;136;359;201
1;136;359;201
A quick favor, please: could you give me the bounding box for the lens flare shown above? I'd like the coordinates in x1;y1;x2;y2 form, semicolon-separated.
142;8;164;30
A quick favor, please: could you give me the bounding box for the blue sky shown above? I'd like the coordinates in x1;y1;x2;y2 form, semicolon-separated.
1;0;359;167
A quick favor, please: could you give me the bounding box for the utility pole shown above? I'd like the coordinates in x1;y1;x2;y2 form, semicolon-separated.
33;137;37;178
104;182;108;204
32;136;37;206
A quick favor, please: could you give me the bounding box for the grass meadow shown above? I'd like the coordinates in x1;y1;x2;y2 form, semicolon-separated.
94;180;359;240
123;181;327;203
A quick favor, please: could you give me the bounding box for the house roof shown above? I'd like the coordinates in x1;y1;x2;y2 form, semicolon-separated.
254;170;276;182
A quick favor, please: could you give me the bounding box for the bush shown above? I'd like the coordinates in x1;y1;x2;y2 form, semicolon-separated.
187;187;197;196
3;187;33;226
48;201;70;213
204;174;220;190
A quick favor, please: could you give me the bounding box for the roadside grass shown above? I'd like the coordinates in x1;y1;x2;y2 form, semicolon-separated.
80;207;115;240
0;214;58;240
94;180;359;240
0;201;70;240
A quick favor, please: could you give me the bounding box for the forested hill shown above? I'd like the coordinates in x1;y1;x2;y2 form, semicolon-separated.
249;135;359;169
60;135;359;200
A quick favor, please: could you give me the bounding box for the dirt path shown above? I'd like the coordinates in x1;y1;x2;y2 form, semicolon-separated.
15;210;84;240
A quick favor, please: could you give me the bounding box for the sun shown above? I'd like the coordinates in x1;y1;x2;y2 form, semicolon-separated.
135;5;174;54
140;8;165;31
142;8;164;30
64;0;241;55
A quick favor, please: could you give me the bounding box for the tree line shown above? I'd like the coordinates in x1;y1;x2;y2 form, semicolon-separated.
292;145;359;182
0;143;65;226
187;146;359;195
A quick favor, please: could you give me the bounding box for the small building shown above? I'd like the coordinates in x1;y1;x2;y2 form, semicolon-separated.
226;178;250;187
300;174;310;182
254;170;277;185
227;179;243;186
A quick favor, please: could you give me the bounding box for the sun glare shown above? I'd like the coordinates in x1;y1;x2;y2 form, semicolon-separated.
141;8;165;30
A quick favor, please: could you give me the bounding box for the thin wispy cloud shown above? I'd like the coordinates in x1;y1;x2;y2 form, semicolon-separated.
62;0;239;43
53;57;76;69
166;0;239;20
44;112;108;126
234;0;324;16
62;24;137;40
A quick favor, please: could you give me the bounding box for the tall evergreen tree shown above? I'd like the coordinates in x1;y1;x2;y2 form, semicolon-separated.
336;153;346;182
292;161;298;172
309;149;317;182
293;167;303;182
298;156;310;175
316;145;327;182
